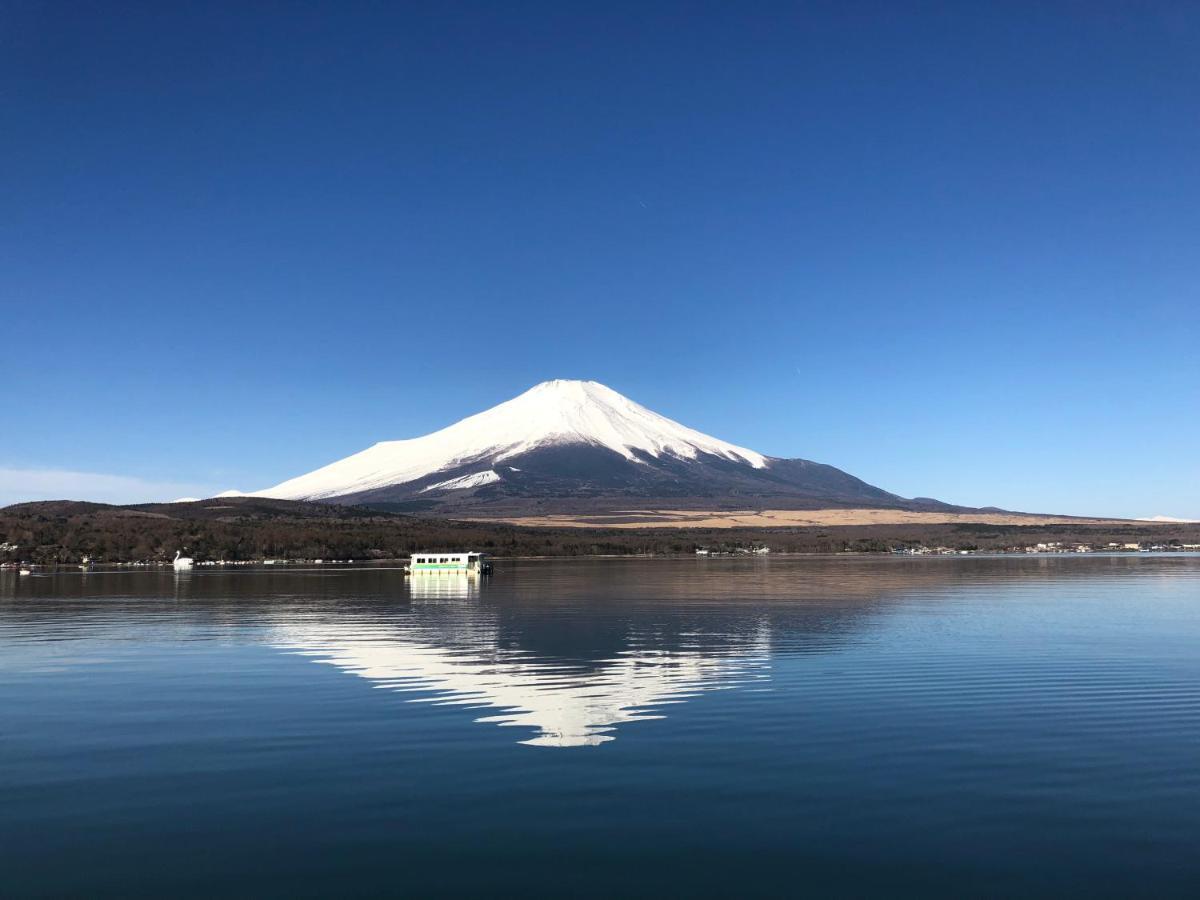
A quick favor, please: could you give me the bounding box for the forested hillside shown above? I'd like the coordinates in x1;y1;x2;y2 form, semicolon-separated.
1;498;1195;566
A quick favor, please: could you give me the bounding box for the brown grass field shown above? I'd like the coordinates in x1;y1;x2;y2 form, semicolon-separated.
469;508;1133;529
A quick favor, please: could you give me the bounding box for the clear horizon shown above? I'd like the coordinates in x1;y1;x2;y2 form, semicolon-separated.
3;3;1197;518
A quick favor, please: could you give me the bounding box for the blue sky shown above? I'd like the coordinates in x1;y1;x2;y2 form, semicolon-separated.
2;2;1197;517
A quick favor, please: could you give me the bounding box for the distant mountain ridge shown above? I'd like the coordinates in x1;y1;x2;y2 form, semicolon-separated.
244;380;960;515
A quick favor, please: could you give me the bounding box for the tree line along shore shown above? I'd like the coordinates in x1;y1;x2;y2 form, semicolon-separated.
1;498;1197;567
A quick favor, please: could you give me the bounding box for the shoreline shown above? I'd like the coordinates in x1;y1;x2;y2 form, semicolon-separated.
6;549;1199;574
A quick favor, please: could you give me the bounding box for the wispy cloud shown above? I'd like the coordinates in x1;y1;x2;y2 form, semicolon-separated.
0;467;223;508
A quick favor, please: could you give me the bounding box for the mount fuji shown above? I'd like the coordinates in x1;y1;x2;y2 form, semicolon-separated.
245;380;952;515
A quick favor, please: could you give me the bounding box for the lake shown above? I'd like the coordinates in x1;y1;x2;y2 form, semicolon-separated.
2;555;1198;897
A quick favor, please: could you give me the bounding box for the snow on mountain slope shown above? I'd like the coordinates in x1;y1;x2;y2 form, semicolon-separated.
420;470;502;493
252;380;768;501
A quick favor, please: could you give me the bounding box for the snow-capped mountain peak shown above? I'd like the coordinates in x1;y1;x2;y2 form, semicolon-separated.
253;380;768;501
483;380;767;468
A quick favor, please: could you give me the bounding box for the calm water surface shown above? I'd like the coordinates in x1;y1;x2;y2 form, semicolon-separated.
2;555;1198;897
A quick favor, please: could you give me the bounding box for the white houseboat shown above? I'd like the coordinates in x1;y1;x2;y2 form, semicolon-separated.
405;552;492;575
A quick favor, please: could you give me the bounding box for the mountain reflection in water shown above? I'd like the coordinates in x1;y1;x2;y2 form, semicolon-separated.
276;572;770;746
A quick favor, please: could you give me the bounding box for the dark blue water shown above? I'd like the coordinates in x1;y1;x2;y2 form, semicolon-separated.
2;555;1198;897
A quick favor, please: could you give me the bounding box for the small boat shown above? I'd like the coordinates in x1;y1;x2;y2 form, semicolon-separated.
19;568;31;576
173;551;194;572
405;552;492;576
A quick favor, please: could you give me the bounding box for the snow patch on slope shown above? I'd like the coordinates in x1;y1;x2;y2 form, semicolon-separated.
254;380;768;501
420;470;502;493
